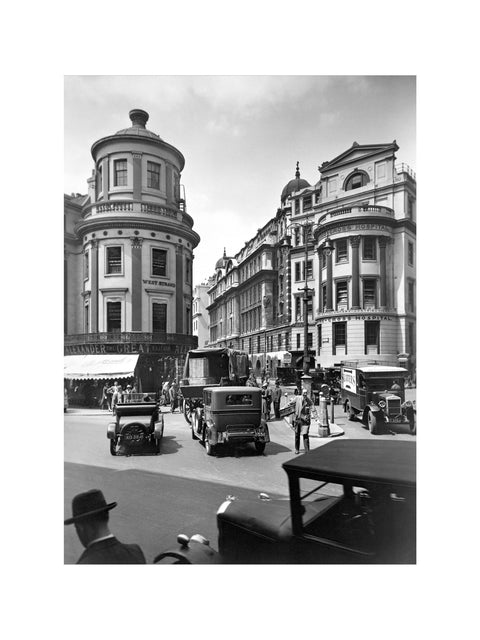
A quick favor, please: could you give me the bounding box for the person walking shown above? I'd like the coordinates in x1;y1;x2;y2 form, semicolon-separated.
162;379;170;406
246;372;258;387
261;382;272;420
293;388;313;454
111;381;122;412
64;489;146;564
271;380;282;419
99;383;110;411
169;381;178;413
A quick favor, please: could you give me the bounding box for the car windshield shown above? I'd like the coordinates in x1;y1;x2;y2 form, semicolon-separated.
364;376;404;392
225;394;253;405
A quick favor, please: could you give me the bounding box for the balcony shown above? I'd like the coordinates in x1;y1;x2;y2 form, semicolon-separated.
395;163;416;181
80;200;193;227
318;204;394;226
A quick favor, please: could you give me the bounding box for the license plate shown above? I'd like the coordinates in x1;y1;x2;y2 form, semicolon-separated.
389;417;403;424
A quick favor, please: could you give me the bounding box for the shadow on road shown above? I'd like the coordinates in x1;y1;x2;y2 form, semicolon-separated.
116;435;182;457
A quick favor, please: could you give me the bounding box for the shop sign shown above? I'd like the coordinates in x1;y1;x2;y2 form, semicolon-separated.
142;279;176;287
65;343;189;355
318;222;390;241
320;313;393;322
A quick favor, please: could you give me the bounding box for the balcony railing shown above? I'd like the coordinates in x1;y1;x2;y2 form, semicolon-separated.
319;204;394;225
65;332;197;346
395;163;416;181
83;200;184;221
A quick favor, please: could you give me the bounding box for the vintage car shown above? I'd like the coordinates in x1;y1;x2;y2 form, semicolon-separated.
153;440;416;564
180;348;249;425
191;386;270;456
107;393;164;456
340;362;411;434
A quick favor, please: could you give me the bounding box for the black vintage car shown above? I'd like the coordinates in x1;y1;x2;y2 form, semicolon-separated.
107;393;164;456
155;440;416;564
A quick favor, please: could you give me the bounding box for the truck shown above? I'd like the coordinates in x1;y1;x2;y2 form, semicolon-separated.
340;361;411;435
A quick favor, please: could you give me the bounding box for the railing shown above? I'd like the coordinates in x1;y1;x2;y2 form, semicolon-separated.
395;163;416;181
322;204;394;222
83;200;183;220
64;332;197;346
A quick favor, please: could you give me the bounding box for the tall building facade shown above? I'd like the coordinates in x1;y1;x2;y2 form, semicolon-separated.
192;280;212;348
207;141;416;378
64;109;200;399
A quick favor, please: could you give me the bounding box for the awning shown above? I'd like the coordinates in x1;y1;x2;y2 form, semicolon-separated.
63;354;140;380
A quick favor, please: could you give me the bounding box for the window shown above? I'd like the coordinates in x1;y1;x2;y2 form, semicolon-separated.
152;303;167;333
285;332;289;350
257;335;260;352
85;304;89;333
365;321;380;353
305;260;313;279
296;334;301;350
408;281;415;312
106;246;122;274
363;279;377;308
328;178;337;195
335;239;348;263
114;159;127;187
345;172;369;191
307;332;313;348
107;301;121;332
249;337;252;353
408;198;413;219
408;242;414;266
185;258;191;283
97;166;102;196
317;324;322;351
278;333;282;348
322;284;327;310
336;280;348;310
303;196;312;210
295;296;302;321
363;237;377;260
147;161;160;189
152;248;167;277
294;227;301;246
333;322;347;353
322;251;327;268
295;262;302;282
84;251;89;279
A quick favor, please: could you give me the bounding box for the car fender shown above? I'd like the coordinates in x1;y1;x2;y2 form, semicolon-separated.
107;422;117;439
154;415;164;440
260;420;270;443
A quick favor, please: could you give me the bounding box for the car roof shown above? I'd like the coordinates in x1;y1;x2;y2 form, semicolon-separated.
351;366;408;373
209;386;260;394
283;440;416;488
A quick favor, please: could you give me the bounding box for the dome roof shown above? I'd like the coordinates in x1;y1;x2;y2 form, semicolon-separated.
281;162;310;203
215;248;231;270
114;109;162;140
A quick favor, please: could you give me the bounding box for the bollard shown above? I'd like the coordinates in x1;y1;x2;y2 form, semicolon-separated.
318;393;330;437
330;396;335;424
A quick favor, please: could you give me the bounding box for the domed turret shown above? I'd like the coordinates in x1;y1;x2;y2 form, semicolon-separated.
281;162;310;203
215;247;231;270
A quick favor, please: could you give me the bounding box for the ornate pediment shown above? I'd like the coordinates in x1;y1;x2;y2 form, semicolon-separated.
319;141;398;175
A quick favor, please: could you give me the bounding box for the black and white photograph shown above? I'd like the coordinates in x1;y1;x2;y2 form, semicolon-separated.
63;75;417;566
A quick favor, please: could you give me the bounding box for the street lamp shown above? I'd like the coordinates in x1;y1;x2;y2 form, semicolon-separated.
288;217;317;388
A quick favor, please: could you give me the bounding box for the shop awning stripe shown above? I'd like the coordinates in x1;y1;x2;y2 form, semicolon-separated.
63;354;140;380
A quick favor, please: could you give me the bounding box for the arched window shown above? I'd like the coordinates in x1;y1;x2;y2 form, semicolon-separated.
344;171;369;191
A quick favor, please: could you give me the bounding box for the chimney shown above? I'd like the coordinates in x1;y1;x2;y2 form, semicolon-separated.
129;109;149;128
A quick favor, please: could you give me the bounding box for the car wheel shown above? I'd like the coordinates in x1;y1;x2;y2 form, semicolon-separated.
255;442;266;455
155;437;161;454
367;410;380;435
183;401;192;425
345;400;355;421
191;412;198;439
110;438;117;456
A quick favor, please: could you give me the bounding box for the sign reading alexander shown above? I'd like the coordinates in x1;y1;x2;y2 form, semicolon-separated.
65;343;189;355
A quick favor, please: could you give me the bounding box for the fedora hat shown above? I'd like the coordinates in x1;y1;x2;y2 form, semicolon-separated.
64;489;117;525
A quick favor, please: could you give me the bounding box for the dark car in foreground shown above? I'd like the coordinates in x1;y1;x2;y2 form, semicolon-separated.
216;440;416;564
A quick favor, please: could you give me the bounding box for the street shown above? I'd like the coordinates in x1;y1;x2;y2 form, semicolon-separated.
64;393;416;564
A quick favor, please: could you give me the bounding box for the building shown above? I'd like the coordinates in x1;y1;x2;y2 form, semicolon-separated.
192;279;212;348
64;109;200;403
206;141;416;379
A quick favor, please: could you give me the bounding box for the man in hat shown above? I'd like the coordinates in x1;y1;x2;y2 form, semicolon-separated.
271;380;282;420
293;388;313;454
65;489;146;564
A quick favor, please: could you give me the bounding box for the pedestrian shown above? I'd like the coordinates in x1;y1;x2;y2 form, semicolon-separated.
124;384;132;403
99;382;110;411
162;379;170;406
110;381;123;411
390;379;402;394
64;489;146;564
402;400;416;435
293;388;313;454
271;380;282;419
105;382;113;411
261;382;272;420
246;372;258;387
169;381;178;413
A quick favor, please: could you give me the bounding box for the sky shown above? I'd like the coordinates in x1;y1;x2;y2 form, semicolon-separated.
64;75;416;284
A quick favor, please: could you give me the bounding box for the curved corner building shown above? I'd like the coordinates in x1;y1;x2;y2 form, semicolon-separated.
64;109;200;399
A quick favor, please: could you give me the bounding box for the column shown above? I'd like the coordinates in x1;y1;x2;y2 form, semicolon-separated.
131;237;143;330
350;235;361;309
379;236;389;310
132;153;142;201
175;245;184;333
101;158;109;200
316;247;323;313
284;241;292;322
90;240;98;332
325;251;333;311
